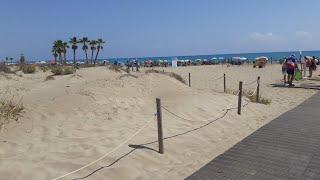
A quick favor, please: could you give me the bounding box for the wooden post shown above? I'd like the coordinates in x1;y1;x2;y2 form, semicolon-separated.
223;73;226;93
156;98;164;154
256;76;260;103
238;81;243;115
188;72;191;87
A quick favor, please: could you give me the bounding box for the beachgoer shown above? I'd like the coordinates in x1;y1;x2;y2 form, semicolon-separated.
282;61;287;84
285;55;297;86
309;57;317;78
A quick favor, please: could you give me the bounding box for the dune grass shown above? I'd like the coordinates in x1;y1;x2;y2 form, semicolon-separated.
0;97;24;130
145;69;187;84
108;65;122;72
225;88;271;105
45;75;55;81
0;63;14;74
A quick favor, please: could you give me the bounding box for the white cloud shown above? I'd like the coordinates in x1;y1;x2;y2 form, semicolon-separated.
295;31;312;39
250;32;278;42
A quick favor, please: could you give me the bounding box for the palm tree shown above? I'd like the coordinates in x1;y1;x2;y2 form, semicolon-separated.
79;37;90;64
5;57;8;65
52;46;58;62
89;40;97;64
69;37;78;65
94;38;106;64
62;41;69;65
53;40;64;64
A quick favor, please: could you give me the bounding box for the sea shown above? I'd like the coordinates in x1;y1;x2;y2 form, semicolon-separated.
106;50;320;64
20;50;320;64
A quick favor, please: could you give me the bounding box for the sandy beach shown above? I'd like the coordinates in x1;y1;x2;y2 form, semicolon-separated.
0;64;318;180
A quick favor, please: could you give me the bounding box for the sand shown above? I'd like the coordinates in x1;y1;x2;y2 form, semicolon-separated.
0;64;318;180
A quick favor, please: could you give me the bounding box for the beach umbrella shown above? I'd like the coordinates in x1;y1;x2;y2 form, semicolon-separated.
219;57;224;60
255;56;268;61
211;57;217;60
305;56;313;60
240;57;247;61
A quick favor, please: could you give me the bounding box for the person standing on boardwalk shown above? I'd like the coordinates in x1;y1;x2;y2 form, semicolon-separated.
285;55;298;87
304;56;317;78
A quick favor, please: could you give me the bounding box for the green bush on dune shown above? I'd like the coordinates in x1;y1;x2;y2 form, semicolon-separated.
21;65;36;74
63;66;76;74
51;66;76;75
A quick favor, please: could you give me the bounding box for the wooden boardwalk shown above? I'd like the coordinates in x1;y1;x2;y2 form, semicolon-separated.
186;92;320;180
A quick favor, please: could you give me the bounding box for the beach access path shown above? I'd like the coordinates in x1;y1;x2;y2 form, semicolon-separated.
186;92;320;180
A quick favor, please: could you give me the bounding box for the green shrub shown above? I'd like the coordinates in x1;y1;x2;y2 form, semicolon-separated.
51;66;76;75
51;66;63;75
63;66;76;75
21;65;36;74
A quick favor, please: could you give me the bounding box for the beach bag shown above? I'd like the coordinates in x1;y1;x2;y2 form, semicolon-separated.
294;69;302;81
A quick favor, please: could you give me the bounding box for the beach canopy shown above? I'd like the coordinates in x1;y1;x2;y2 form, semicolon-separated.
211;57;217;60
255;56;268;61
305;56;313;60
232;57;247;61
219;57;224;60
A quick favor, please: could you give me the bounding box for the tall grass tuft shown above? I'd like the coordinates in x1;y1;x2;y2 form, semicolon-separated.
0;63;13;73
225;88;272;105
145;69;186;84
108;65;122;72
0;97;24;130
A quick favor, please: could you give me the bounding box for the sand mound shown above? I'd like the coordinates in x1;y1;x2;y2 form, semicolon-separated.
0;65;317;180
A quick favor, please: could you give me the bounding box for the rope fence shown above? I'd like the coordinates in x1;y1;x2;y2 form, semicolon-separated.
52;119;153;180
49;73;262;179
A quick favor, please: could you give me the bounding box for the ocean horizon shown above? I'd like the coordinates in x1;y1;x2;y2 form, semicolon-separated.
18;50;320;64
105;50;320;63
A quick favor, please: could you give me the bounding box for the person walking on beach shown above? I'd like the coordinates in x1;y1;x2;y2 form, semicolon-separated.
285;55;298;87
282;61;287;84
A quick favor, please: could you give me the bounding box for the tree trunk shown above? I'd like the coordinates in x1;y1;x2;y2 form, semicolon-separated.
94;48;100;65
84;49;89;64
73;49;76;65
59;53;62;64
91;50;94;64
64;53;67;65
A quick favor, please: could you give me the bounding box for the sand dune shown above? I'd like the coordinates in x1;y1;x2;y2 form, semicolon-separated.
0;64;318;180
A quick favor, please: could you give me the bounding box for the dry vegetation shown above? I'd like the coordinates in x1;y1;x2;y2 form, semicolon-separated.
0;97;24;130
225;89;272;105
108;65;122;72
145;69;187;84
0;63;14;74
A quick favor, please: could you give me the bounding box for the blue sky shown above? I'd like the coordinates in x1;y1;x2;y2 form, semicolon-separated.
0;0;319;60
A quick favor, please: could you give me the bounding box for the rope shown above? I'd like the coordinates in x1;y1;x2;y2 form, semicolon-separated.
51;120;152;180
210;75;224;82
244;88;257;97
161;97;248;123
243;79;257;86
